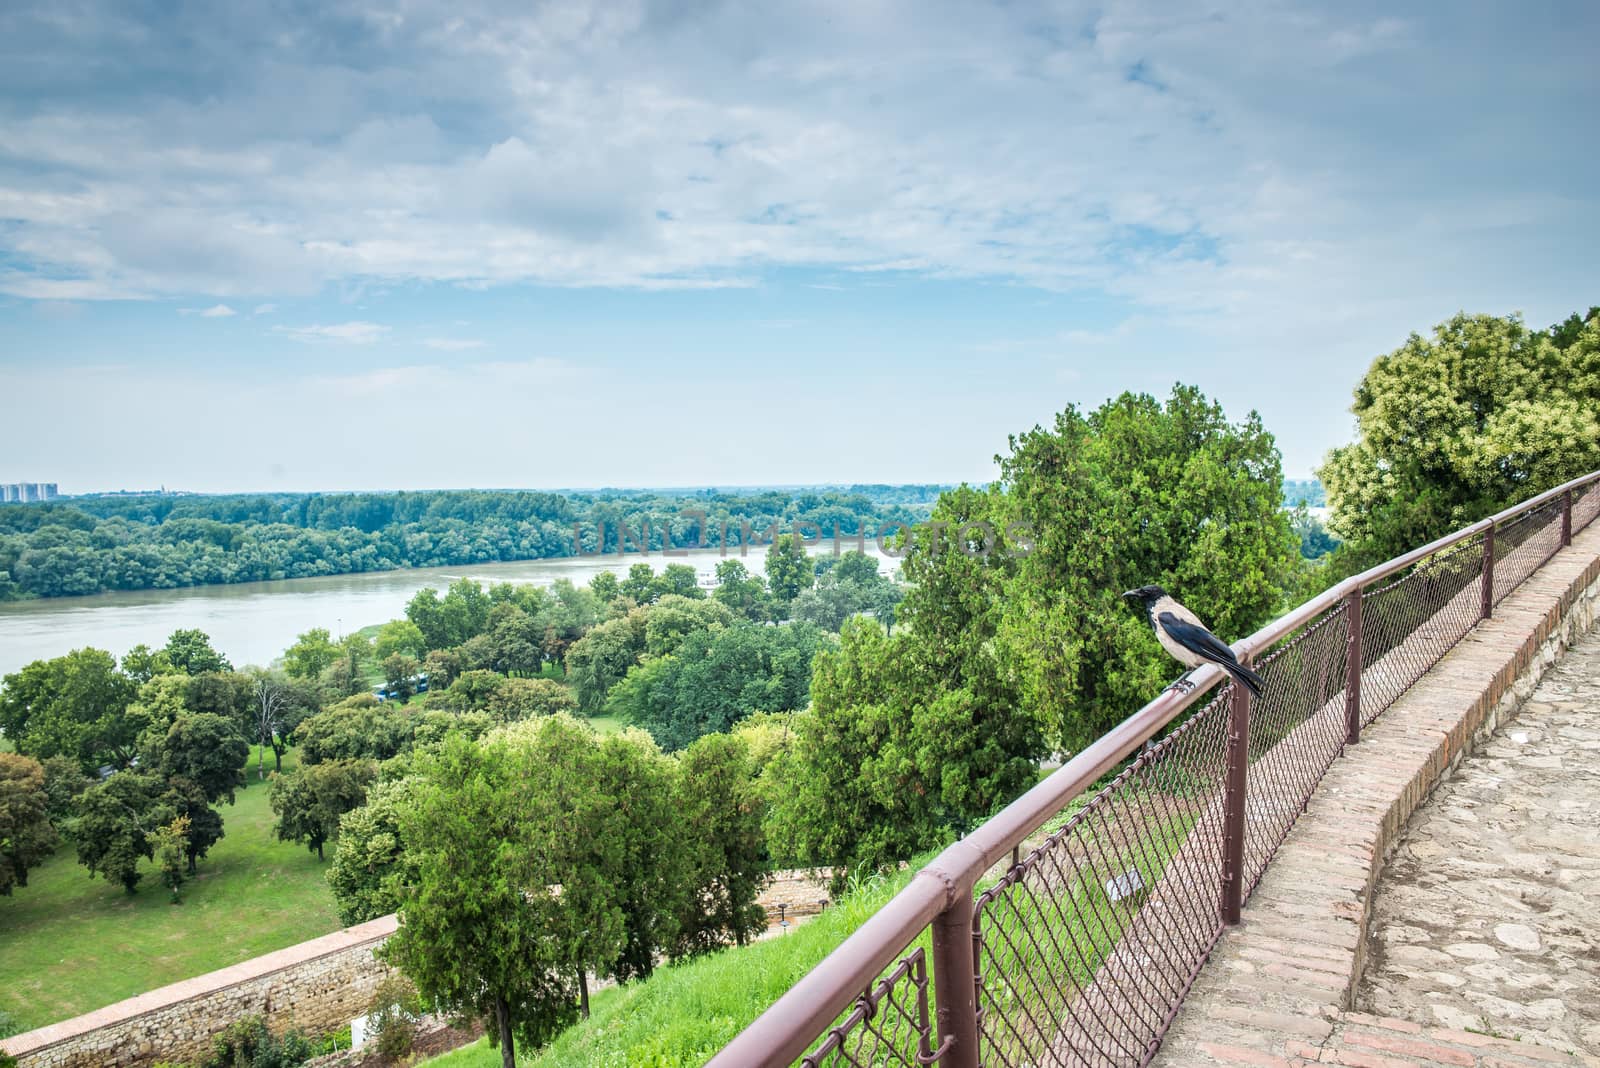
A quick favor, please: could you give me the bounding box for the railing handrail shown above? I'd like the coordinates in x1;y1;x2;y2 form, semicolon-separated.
707;468;1600;1068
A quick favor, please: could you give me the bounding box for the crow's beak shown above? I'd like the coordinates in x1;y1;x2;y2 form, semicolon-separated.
1121;589;1139;601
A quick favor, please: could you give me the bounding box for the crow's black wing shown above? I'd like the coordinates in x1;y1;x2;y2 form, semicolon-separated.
1156;612;1241;668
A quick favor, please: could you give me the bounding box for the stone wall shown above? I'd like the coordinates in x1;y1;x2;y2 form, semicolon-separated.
0;917;398;1068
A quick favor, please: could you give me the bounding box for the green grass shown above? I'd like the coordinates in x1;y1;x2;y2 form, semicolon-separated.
0;746;343;1032
585;715;623;736
420;863;929;1067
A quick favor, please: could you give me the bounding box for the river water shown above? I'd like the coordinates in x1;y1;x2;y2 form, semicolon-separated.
0;544;898;677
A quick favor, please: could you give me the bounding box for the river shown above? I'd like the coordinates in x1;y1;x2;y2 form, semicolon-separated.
0;543;899;678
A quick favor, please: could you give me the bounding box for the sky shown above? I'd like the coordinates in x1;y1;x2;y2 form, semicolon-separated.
0;1;1595;494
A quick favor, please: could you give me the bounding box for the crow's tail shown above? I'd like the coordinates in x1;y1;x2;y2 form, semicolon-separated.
1228;662;1264;697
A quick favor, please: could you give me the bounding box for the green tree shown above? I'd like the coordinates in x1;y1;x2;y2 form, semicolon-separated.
991;385;1294;750
593;728;687;987
654;563;704;599
588;570;621;605
148;713;249;804
1321;309;1600;565
608;621;826;751
125;674;193;742
382;654;421;701
282;627;339;680
382;732;586;1066
153;814;190;903
712;559;771;622
70;771;162;893
270;759;376;860
120;644;175;684
673;733;768;956
766;620;941;891
162;629;232;676
161;776;224;874
619;563;658;604
565;614;647;715
39;755;90;828
0;753;57;895
764;533;812;616
374;620;426;661
295;700;413;764
327;777;419;926
0;649;138;771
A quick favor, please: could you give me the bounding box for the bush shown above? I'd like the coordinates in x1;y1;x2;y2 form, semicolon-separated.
367;975;427;1061
201;1016;314;1068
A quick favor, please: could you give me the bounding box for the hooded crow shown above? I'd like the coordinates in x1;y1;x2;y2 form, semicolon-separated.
1122;584;1264;697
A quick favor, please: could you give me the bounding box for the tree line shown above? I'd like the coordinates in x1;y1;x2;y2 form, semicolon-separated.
0;486;926;600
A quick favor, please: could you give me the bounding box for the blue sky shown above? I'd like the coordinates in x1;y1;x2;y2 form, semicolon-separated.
1;1;1595;493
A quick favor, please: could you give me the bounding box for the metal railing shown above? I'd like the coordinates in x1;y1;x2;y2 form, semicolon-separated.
707;471;1600;1068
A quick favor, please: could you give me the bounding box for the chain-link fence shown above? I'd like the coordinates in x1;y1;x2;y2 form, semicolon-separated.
713;474;1600;1068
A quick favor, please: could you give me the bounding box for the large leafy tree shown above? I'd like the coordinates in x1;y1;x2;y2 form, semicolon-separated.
770;386;1294;885
764;533;813;616
587;729;687;989
162;629;232;676
71;771;163;893
327;777;420;926
607;621;827;751
295;701;413;764
0;649;138;772
1321;309;1600;564
270;758;376;860
673;733;769;956
0;753;57;895
383;724;610;1067
711;559;772;622
564;613;647;715
991;385;1294;749
767;619;945;891
282;627;340;680
148;713;249;805
161;776;224;875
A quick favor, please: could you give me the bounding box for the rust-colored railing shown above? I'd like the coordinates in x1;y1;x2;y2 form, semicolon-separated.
707;471;1600;1068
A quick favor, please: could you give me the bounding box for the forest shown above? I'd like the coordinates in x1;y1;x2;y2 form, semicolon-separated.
0;487;929;600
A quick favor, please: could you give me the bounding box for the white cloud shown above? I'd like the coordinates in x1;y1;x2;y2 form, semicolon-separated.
420;337;485;351
274;321;389;345
0;0;1593;390
253;303;277;315
200;303;236;317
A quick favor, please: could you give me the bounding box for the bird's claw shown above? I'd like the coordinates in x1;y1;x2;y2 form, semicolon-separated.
1164;676;1198;695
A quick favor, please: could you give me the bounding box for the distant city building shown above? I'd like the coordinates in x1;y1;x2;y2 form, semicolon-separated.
0;482;60;503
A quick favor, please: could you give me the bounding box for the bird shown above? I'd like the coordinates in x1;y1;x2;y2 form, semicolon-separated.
1122;584;1264;697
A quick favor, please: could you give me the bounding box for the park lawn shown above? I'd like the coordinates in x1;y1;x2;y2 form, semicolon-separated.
0;746;343;1032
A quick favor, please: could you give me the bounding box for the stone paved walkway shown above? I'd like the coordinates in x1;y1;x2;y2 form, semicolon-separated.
1356;627;1600;1055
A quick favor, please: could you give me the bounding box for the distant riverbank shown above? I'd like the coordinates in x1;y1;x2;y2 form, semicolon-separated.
0;544;897;678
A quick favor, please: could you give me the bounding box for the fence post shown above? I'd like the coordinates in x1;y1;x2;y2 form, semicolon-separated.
1481;521;1496;619
1345;586;1363;745
931;895;980;1068
1220;675;1251;925
1563;490;1573;547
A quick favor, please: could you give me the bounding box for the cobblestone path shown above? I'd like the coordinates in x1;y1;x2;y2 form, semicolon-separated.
1356;628;1600;1057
